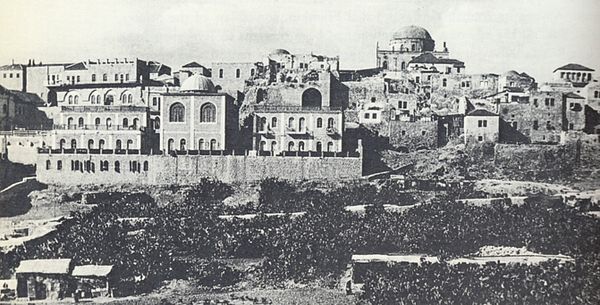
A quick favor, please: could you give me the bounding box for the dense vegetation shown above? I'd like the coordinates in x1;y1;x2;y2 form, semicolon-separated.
1;178;599;303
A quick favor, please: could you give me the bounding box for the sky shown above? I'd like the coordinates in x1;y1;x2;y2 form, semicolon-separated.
1;0;599;82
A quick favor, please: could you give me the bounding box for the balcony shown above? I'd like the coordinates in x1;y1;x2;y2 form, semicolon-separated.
326;127;339;135
286;127;311;135
53;124;143;131
61;105;148;112
253;105;342;113
256;127;274;135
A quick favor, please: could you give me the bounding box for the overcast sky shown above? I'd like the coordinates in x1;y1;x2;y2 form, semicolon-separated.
1;0;599;82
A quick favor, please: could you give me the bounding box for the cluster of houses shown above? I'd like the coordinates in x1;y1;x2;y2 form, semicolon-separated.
0;259;114;301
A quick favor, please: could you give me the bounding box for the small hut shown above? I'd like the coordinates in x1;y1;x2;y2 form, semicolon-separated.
15;259;72;300
72;265;115;298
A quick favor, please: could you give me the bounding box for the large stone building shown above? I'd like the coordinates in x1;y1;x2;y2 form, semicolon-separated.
160;74;239;152
464;109;499;144
0;63;26;91
553;63;595;88
376;25;461;76
44;58;171;152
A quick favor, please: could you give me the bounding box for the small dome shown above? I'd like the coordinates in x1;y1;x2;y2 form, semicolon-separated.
180;74;215;93
392;25;433;40
270;49;290;56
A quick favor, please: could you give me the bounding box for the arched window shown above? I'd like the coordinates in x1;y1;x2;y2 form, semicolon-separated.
288;117;295;129
200;103;216;122
298;117;306;131
115;161;120;173
236;68;241;78
88;139;94;149
57;160;62;170
199;139;204;150
78;117;84;127
301;88;322;109
219;69;224;78
401;62;406;70
116;139;122;150
91;95;96;104
327;118;334;128
106;118;112;128
259;141;266;151
271;117;277;128
127;139;133;150
180;139;186;150
133;118;139;128
210;139;217;150
105;94;114;105
382;61;388;70
46;160;51;170
68;96;73;104
298;141;305;151
143;161;148;171
74;96;79;104
128;94;133;104
123;118;129;127
169;103;185;122
316;118;323;128
327;142;334;152
71;139;77;149
95;118;101;126
288;141;295;151
271;141;277;152
316;142;322;152
167;139;174;152
154;117;160;129
99;139;105;150
59;139;66;149
67;117;74;127
259;117;267;131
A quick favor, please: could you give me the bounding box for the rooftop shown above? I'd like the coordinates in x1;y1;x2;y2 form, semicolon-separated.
392;25;432;40
72;265;114;277
467;109;498;117
554;63;595;72
15;259;72;274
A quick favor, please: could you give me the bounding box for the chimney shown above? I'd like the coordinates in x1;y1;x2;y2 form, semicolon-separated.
32;59;35;65
11;59;14;65
28;59;32;66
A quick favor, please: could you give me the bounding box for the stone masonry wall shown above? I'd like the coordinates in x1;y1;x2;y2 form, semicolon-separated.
36;153;363;185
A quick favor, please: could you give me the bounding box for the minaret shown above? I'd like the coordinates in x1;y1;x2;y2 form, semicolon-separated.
376;42;379;68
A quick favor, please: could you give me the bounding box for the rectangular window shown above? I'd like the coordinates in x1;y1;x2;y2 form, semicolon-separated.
533;120;539;130
125;74;129;81
2;73;5;78
16;73;19;78
92;74;96;82
533;99;538;107
478;136;483;142
550;98;555;106
365;113;370;119
545;98;549;106
152;97;158;106
569;123;574;130
103;74;107;81
76;76;80;83
9;73;13;78
372;113;377;119
115;74;118;81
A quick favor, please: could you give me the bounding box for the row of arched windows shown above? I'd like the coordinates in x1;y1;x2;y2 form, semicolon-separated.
66;117;140;129
258;116;335;131
46;159;148;173
258;140;335;152
169;102;216;123
167;138;218;151
58;138;135;150
65;90;136;105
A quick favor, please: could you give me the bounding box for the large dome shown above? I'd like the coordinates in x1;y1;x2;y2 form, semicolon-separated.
392;25;433;40
180;74;215;93
269;48;290;56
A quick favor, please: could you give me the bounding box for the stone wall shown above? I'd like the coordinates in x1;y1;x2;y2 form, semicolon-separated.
389;120;438;151
36;152;363;185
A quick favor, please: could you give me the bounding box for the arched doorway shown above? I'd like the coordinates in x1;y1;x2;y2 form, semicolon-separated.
301;88;322;109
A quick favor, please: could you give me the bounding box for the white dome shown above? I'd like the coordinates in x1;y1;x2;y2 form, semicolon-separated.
180;74;215;93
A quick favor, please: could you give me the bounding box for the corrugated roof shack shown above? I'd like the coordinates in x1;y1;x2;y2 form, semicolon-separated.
15;259;72;300
72;265;115;298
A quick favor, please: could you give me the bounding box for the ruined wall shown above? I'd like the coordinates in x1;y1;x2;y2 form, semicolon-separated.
388;120;438;151
36;152;363;185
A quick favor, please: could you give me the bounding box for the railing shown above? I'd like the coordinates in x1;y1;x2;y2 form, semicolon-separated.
60;106;148;112
0;130;50;136
326;127;338;135
53;124;143;131
286;127;311;135
253;105;343;113
39;148;361;158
